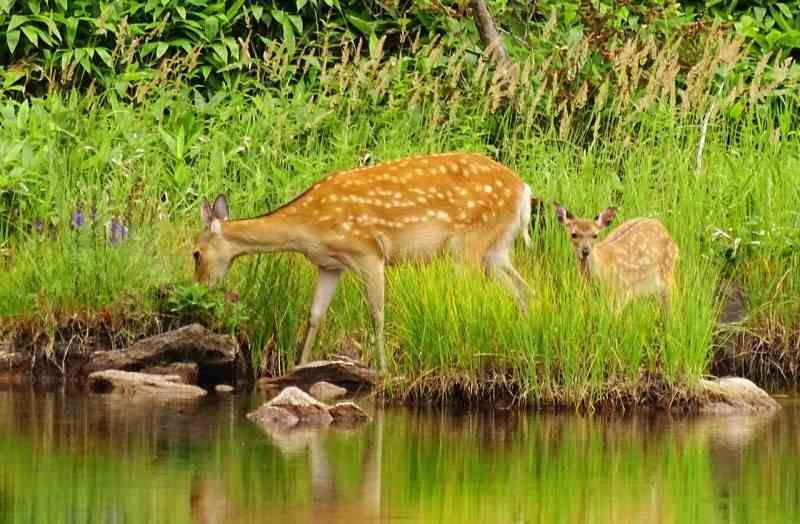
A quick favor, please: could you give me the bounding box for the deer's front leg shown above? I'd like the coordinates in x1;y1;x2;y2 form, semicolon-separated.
358;258;386;373
299;267;343;365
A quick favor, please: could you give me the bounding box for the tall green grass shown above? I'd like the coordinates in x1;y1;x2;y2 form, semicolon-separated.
1;39;798;405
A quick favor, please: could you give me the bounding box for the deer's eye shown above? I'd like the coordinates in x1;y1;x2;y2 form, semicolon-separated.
193;251;201;262
592;234;598;239
571;233;578;239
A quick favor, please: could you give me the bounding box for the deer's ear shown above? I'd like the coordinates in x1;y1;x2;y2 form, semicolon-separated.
595;207;618;228
554;202;572;225
201;199;214;225
212;194;229;221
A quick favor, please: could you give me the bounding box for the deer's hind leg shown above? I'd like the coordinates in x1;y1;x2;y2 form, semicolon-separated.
481;227;531;312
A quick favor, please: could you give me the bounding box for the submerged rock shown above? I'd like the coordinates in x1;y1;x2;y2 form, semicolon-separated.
698;377;780;414
267;386;333;426
247;386;372;434
88;370;207;400
329;402;370;425
310;381;347;402
247;405;301;428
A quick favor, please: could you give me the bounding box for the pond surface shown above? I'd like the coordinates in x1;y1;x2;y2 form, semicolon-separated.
0;388;798;524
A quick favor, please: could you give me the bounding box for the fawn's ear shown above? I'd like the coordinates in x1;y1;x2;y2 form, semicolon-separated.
595;207;618;228
201;198;214;225
554;202;572;225
212;194;229;221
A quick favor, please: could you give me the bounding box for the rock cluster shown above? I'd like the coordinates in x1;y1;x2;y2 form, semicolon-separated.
247;386;369;432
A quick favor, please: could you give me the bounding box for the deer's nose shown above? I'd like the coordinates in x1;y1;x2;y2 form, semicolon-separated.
580;247;591;258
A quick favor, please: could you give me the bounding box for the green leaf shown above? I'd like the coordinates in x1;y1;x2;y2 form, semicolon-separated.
21;25;38;47
288;14;302;33
56;0;67;11
226;0;245;21
158;128;176;156
156;41;168;58
211;41;228;62
60;49;73;70
176;6;186;19
250;5;263;21
28;0;39;15
296;0;308;9
176;125;185;159
347;13;377;36
16;100;29;129
6;30;20;54
8;15;29;31
96;48;113;68
204;16;219;40
65;18;78;46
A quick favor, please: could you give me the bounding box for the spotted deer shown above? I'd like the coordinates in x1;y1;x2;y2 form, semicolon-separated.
554;203;678;309
193;153;533;372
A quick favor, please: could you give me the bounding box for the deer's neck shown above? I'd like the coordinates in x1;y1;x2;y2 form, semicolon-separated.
221;214;306;257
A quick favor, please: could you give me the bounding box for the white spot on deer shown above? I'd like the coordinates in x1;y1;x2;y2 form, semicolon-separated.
483;185;493;193
495;180;504;187
435;211;451;222
417;196;427;203
341;222;352;231
467;201;476;208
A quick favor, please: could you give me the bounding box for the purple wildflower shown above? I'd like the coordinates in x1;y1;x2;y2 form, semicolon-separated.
108;217;129;246
71;206;85;229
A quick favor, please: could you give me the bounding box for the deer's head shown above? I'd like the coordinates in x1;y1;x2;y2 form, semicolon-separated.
554;202;617;262
194;194;234;286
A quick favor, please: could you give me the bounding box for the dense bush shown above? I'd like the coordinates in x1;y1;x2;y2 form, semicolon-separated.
1;1;799;98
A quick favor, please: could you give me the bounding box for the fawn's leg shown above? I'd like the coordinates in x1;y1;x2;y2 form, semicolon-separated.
299;267;343;365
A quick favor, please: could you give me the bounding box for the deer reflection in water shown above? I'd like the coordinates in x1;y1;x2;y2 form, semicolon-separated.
190;411;384;524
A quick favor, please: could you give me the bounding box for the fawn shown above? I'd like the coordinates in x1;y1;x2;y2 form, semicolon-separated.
193;153;533;372
554;203;678;309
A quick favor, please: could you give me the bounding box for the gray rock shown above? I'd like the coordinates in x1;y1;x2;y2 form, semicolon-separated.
309;381;347;402
268;386;333;426
258;357;378;389
141;362;199;385
247;405;300;428
215;384;234;394
84;324;245;384
88;370;207;400
329;402;370;424
698;377;781;414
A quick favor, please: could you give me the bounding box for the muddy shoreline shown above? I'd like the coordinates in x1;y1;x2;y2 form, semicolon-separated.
1;313;797;413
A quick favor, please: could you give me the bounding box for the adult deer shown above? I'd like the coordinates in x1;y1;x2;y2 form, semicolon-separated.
193;153;533;373
554;203;678;309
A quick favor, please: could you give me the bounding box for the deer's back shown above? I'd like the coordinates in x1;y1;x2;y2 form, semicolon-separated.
591;218;678;289
278;153;528;261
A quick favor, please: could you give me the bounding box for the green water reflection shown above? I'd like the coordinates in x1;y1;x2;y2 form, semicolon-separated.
0;389;798;523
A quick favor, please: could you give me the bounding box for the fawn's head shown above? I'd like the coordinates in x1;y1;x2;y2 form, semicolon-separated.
194;194;234;286
554;202;618;261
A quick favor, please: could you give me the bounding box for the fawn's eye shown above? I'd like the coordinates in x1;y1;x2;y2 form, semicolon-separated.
592;234;598;239
571;233;578;239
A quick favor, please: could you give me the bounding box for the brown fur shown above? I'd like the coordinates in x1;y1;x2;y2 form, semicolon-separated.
194;153;533;371
555;203;678;308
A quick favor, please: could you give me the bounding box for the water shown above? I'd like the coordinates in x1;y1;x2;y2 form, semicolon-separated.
0;388;798;524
